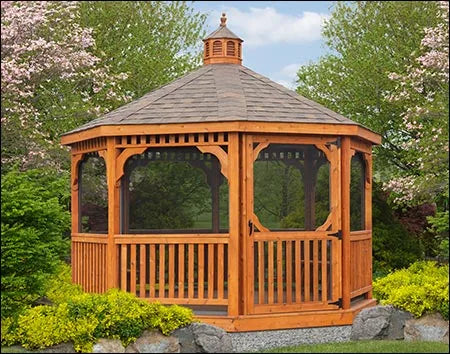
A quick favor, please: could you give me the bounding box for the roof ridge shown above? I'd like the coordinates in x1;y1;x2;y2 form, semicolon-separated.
118;66;212;122
239;66;352;123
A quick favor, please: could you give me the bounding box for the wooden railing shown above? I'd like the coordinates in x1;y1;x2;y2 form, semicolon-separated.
251;232;341;314
115;234;229;305
72;234;107;293
350;230;372;298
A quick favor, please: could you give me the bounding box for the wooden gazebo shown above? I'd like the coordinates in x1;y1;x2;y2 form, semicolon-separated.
61;14;381;332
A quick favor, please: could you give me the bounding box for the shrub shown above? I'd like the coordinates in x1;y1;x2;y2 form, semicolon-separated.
44;263;84;304
1;168;71;318
372;184;423;273
373;261;449;319
1;289;194;352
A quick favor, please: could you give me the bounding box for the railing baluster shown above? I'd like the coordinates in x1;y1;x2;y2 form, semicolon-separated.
258;241;264;304
168;244;175;298
121;245;127;291
313;240;319;301
159;244;165;298
140;245;146;298
208;244;215;299
295;240;301;303
217;244;224;300
277;240;283;304
322;240;328;303
188;244;194;298
198;244;204;299
178;244;185;298
130;244;136;295
268;241;274;304
304;241;310;302
286;240;292;304
149;244;156;298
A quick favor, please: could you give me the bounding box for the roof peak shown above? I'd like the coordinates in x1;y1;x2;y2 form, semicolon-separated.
203;13;243;65
220;12;227;27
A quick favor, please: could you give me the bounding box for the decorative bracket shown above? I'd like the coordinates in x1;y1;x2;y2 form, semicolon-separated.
197;145;229;179
253;142;270;162
115;147;147;185
71;154;84;191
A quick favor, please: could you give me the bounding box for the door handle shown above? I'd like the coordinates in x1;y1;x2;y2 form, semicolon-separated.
248;220;254;235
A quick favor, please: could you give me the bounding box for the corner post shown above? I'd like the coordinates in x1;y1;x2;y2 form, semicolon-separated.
364;152;373;299
227;132;240;317
341;136;351;309
71;153;83;284
106;137;119;289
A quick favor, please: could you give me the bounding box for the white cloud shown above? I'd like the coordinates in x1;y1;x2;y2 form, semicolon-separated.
274;63;302;90
280;63;302;79
209;7;329;47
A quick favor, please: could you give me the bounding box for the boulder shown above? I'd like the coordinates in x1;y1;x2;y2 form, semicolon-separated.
173;323;233;353
125;330;180;353
386;307;413;340
351;305;393;340
92;339;125;353
404;313;449;344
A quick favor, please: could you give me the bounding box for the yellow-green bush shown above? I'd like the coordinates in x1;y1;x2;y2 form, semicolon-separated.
1;289;194;352
44;263;84;304
373;261;449;319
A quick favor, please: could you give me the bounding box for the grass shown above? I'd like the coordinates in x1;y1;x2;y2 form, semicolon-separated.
3;341;448;353
262;340;449;353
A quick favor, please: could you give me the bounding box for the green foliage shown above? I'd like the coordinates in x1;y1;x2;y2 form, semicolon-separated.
1;288;194;352
427;211;449;261
1;168;71;318
372;183;423;273
79;1;207;100
128;160;217;230
296;1;441;181
373;261;449;319
44;263;84;305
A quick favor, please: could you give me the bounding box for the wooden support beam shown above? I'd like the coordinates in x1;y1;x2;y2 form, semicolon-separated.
106;137;120;289
227;132;240;316
341;136;351;309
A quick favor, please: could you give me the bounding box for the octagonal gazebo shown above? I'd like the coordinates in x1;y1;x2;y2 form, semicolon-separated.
61;14;381;332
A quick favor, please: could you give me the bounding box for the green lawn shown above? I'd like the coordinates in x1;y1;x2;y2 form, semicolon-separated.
262;340;449;353
3;341;449;353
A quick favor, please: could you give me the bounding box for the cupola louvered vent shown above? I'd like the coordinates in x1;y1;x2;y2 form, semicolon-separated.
203;13;243;65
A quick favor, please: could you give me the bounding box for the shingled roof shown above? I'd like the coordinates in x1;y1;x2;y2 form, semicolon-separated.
204;25;241;40
63;64;360;135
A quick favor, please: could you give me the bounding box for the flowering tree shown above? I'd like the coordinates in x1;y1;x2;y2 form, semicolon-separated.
1;1;129;170
384;1;449;207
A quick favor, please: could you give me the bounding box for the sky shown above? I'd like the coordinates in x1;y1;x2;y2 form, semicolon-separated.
192;1;334;89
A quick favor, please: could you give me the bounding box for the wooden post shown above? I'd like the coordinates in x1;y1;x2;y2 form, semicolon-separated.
106;137;119;289
365;153;373;299
227;132;240;316
341;136;351;309
71;154;84;284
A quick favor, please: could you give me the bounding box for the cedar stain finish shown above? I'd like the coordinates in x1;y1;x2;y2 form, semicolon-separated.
62;14;380;332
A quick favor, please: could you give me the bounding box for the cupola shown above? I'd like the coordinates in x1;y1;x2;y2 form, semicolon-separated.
203;13;243;65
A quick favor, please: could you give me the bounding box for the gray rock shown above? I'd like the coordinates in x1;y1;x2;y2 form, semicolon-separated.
173;323;232;353
404;313;449;344
41;342;76;353
172;326;199;353
351;305;393;340
125;330;180;353
92;339;125;353
387;308;413;340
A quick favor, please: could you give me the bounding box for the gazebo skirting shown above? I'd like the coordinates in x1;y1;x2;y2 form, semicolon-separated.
68;128;377;332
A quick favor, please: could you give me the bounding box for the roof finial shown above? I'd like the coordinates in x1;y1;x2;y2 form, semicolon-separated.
220;13;227;27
